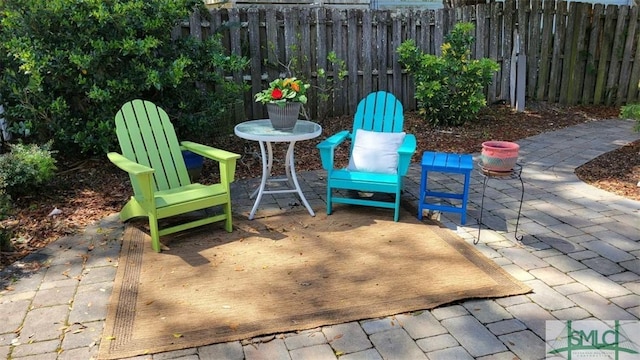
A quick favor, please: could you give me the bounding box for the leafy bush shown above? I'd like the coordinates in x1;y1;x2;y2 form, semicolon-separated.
620;104;640;132
398;22;499;126
0;0;248;155
0;142;57;198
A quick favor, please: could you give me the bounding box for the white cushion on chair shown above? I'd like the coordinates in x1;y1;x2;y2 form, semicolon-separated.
347;129;406;174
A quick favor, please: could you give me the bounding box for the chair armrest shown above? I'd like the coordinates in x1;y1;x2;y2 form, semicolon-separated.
180;141;241;162
107;152;155;204
397;134;417;176
180;141;241;184
107;152;154;176
316;130;351;170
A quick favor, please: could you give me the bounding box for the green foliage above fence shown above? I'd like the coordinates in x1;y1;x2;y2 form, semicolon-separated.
0;0;249;155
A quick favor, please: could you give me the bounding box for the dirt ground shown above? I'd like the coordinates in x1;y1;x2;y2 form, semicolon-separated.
1;101;638;269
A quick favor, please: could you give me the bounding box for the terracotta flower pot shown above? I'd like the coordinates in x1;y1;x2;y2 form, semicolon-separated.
481;141;519;172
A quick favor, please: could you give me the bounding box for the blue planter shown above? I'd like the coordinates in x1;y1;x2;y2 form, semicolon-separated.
182;150;204;181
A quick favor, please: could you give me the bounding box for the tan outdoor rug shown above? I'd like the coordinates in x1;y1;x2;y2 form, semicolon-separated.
99;206;530;359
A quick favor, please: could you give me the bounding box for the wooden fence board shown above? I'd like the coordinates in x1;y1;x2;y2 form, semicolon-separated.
419;10;431;54
567;3;589;104
582;4;604;104
559;3;576;104
248;9;263;118
475;4;486;59
405;11;418;109
347;10;360;110
433;9;445;56
501;0;515;102
629;25;640;102
594;6;615;104
617;6;638;105
606;5;627;104
331;10;346;114
376;11;389;91
548;2;566;103
313;8;326;111
488;3;499;100
527;1;541;98
299;8;315;116
535;0;554;101
362;10;374;97
392;13;403;99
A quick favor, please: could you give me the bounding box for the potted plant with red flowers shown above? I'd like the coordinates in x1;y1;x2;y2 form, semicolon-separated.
254;77;310;130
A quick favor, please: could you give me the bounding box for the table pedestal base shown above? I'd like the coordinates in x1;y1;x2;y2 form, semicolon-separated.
248;140;315;220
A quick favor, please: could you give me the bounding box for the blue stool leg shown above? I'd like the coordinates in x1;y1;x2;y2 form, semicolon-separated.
418;168;427;220
460;169;471;225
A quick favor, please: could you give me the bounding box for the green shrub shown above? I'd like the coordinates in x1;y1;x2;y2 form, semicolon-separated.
0;142;57;198
0;0;248;155
398;22;499;126
620;104;640;132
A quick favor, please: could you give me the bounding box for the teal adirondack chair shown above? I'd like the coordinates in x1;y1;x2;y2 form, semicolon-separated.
316;91;417;221
107;100;241;252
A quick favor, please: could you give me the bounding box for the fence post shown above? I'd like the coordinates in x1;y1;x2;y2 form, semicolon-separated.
510;30;526;112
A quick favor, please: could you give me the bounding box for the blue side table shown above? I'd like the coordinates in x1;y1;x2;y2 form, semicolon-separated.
418;151;473;225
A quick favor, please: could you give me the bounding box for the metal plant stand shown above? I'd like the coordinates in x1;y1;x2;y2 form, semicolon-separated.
476;163;524;244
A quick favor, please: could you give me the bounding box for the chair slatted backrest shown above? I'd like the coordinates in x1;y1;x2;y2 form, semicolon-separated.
352;91;404;133
114;100;191;194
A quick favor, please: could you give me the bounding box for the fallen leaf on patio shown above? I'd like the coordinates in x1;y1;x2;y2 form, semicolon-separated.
173;333;183;338
106;336;116;340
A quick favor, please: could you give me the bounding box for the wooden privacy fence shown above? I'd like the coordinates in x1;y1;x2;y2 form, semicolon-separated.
183;0;640;121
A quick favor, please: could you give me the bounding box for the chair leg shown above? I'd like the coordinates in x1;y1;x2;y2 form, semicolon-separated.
148;215;161;252
326;185;333;215
394;189;401;222
224;201;233;232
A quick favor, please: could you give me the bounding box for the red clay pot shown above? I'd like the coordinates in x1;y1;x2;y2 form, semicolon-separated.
481;141;519;172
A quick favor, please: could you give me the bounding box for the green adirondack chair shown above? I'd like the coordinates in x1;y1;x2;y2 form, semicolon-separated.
316;91;416;221
107;100;241;252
